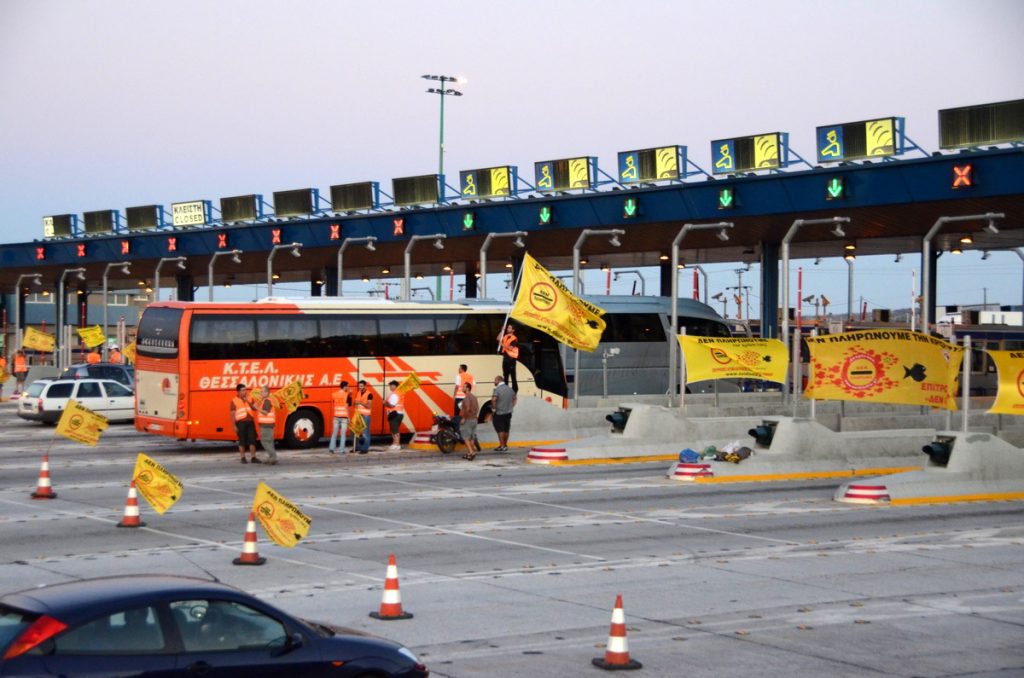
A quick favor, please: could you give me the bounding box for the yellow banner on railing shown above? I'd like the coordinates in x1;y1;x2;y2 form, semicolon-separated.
987;350;1024;415
805;330;963;409
678;336;788;383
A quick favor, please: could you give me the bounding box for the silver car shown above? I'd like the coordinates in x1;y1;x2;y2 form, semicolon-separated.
17;378;135;425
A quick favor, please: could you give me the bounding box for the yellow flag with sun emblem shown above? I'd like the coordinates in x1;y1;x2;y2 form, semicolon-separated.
678;336;788;383
252;481;312;548
396;373;421;394
805;330;963;409
132;453;183;514
987;350;1024;416
55;399;109;446
510;253;606;352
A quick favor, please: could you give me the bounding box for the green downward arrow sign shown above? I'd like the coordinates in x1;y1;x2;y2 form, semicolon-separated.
623;198;638;217
718;189;734;208
462;213;474;229
827;177;844;199
539;206;552;225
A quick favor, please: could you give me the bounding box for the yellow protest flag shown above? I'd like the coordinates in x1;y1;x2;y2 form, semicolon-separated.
678;336;788;383
987;350;1024;415
55;399;109;446
272;380;305;413
252;481;312;548
76;325;106;349
396;373;421;394
132;453;184;514
23;327;56;353
123;341;137;365
349;413;366;437
805;330;963;409
509;252;606;352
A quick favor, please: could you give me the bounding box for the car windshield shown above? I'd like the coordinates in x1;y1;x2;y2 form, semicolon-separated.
25;382;47;397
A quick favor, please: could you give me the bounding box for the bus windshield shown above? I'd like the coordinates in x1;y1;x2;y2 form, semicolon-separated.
137;307;183;358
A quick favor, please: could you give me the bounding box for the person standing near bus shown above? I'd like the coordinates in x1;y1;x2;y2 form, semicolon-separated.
452;364;474;433
384;380;404;450
109;345;123;364
352;380;374;454
490;375;517;452
230;383;261;464
459;381;481;460
328;380;351;454
86;348;101;364
13;349;28;397
0;354;7;401
499;324;519;392
255;386;279;465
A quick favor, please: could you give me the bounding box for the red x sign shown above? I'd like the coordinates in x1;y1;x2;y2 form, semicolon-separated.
217;233;227;249
167;237;177;252
952;164;972;188
36;247;45;261
121;240;130;255
393;218;404;236
272;229;282;245
76;244;86;257
329;223;340;240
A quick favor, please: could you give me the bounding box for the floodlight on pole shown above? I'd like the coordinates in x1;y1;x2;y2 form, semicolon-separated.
781;216;850;348
403;233;446;300
13;273;42;350
57;267;86;370
336;236;377;297
207;250;243;301
266;243;303;296
921;212;1003;328
102;262;131;360
571;228;625;404
668;222;733;406
423;74;464;193
153;257;187;303
479;231;527;298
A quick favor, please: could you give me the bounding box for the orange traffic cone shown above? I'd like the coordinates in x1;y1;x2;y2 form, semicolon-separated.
592;594;642;670
31;454;57;499
116;480;147;528
369;553;413;620
232;512;266;565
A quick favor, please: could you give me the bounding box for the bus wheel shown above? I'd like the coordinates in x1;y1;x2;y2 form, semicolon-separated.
284;408;323;449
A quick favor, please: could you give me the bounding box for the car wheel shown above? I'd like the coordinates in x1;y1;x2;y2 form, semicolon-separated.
283;408;323;449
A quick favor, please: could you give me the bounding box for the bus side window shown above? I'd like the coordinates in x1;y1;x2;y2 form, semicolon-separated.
435;316;465;354
379;317;434;356
257;317;318;358
320;317;379;357
191;317;257;360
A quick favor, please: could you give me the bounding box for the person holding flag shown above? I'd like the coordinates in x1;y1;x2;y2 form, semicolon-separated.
230;383;261;464
328;380;351;455
498;325;519;393
256;386;279;465
352;380;374;454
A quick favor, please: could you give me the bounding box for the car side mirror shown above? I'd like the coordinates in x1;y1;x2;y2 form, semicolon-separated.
274;632;304;656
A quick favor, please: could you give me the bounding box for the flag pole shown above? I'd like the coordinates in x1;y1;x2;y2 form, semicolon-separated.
497;258;526;354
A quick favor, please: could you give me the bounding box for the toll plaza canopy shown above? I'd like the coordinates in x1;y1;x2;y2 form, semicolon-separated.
1;146;1022;339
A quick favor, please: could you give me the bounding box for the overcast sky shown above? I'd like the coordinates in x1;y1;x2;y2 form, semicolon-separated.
1;0;1022;314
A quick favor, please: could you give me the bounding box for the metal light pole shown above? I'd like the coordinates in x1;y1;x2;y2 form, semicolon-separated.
613;269;646;296
845;255;855;322
781;217;849;347
669;222;733;406
337;237;377;297
921;213;1003;329
102;262;131;360
207;250;242;302
57;267;86;370
479;231;526;298
154;257;187;303
13;273;41;350
423;74;465;188
572;229;624;404
266;243;303;297
403;234;446;300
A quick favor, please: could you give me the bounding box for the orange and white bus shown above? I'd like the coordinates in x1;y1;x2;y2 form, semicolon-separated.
134;298;567;447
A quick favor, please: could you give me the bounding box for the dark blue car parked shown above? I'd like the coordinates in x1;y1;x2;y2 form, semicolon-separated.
0;575;428;677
